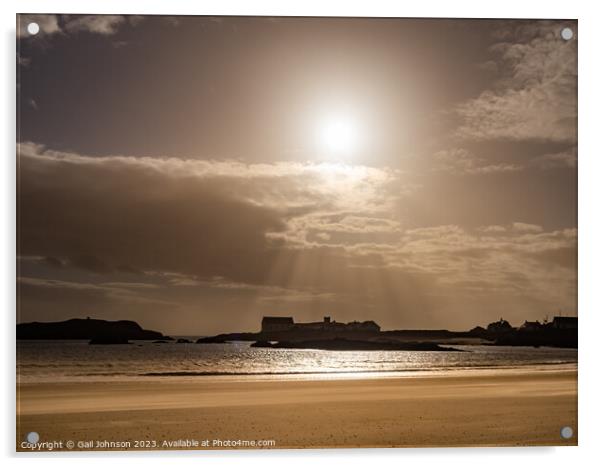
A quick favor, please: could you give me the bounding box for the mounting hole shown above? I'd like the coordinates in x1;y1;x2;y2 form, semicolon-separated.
27;22;40;35
560;426;573;439
561;27;573;41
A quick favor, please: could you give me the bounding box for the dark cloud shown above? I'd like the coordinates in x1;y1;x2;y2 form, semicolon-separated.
17;276;177;330
42;256;64;268
68;255;113;275
18;143;289;285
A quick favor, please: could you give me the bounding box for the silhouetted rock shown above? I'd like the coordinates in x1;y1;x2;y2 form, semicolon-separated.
176;338;192;344
495;327;577;348
271;338;463;351
468;326;488;338
89;336;130;345
250;340;274;348
17;318;170;341
196;336;229;344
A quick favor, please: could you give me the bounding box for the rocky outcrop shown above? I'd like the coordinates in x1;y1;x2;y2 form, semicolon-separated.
17;318;171;341
494;328;577;348
196;336;229;344
266;338;463;351
89;336;130;345
250;340;274;348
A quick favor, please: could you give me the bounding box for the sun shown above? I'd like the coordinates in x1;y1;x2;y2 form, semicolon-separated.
318;116;357;154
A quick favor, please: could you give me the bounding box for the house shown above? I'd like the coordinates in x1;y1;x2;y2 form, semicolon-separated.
261;315;380;334
261;316;295;333
295;316;340;331
552;316;577;330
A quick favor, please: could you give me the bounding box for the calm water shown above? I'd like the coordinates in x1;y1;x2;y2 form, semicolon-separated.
17;340;577;383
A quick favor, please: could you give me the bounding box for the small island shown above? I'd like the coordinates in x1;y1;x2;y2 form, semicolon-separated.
16;318;172;343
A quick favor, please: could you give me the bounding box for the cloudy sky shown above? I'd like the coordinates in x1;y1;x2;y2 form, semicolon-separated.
17;15;577;334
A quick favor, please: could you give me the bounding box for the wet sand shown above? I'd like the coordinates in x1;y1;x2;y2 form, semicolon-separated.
16;369;577;450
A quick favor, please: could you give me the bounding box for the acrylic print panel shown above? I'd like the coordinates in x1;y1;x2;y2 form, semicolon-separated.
16;15;577;451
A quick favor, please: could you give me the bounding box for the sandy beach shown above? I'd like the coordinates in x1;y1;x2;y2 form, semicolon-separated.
16;368;577;450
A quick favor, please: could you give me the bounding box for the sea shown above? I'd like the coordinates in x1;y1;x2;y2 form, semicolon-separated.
16;339;578;383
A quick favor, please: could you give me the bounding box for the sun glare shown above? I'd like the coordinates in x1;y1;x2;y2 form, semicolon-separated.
318;116;357;154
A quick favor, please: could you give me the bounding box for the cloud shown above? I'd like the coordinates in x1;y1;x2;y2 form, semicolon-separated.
456;22;577;143
100;282;160;289
17;142;576;331
477;225;507;234
347;222;573;276
530;148;577;169
69;255;113;274
512;222;543;233
42;256;65;268
17;14;141;39
17;275;176;324
63;15;127;35
18;143;286;285
433;148;523;175
381;225;576;313
17;142;400;284
18;276;165;305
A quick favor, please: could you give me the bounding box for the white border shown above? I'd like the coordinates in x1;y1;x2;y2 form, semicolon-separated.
3;1;601;465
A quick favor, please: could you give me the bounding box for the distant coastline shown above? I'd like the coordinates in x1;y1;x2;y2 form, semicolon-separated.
16;314;577;349
197;315;577;349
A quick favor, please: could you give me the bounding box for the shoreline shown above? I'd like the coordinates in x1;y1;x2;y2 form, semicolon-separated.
17;361;578;384
17;367;577;449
